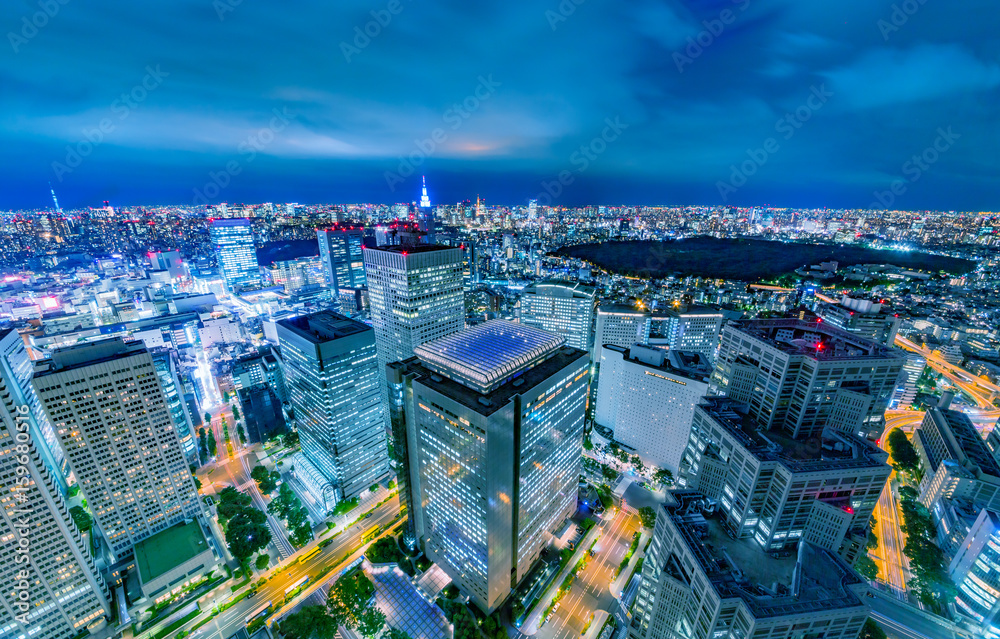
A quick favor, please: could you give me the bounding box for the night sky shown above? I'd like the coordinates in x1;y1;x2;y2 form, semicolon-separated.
2;0;997;210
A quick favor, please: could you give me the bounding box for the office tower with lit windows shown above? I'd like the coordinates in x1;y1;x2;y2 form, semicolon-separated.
713;318;905;440
595;344;711;474
32;338;203;559
317;226;366;295
593;304;651;361
519;280;597;351
151;349;199;464
210;217;261;293
647;305;725;361
890;353;926;409
629;491;871;639
391;321;589;613
363;244;464;406
277;311;389;509
678;397;891;562
0;330;111;639
817;295;902;346
948;508;1000;635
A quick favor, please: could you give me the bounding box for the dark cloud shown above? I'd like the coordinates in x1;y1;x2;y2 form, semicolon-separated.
1;0;998;210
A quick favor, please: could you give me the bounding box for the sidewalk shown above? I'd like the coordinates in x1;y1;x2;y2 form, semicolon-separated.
609;531;648;600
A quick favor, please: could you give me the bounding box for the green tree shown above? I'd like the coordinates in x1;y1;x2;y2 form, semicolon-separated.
370;484;379;493
291;523;313;547
652;468;674;486
854;555;878;581
193;476;202;491
226;507;271;567
255;553;270;570
204;412;212;424
615;447;630;465
328;570;379;632
356;608;386;639
284;430;300;448
69;505;93;532
277;605;337;639
631;455;645;475
583;436;593;451
231;404;240;420
251;465;278;493
859;618;887;639
207;430;218;457
638;506;656;529
383;629;412;639
886;428;919;473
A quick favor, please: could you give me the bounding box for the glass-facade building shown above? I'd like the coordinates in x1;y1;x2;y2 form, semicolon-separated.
518;279;596;352
392;321;589;612
317;226;366;310
0;330;111;639
950;508;1000;638
152;349;198;464
210;218;261;293
277;311;389;505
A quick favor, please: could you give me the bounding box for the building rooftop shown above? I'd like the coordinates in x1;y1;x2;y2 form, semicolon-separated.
134;520;209;583
414;320;566;393
522;279;597;298
36;337;145;375
364;244;458;255
665;492;865;619
604;344;712;382
696;397;889;472
277;310;369;343
727;318;901;361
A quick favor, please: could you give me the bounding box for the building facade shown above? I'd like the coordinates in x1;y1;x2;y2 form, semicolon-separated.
210;218;261;293
948;508;1000;636
277;311;389;507
595;344;711;474
818;296;902;346
32;338;202;559
392;321;589;612
518;280;596;351
317;226;366;294
647;306;725;361
0;330;110;639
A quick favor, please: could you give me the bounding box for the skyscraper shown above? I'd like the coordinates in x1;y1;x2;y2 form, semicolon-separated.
647;305;725;361
713;318;905;440
210;217;261;293
629;491;870;639
593;304;650;361
363;244;464;406
391;321;589;612
33;338;203;559
0;329;110;639
519;279;597;352
817;295;902;346
595;345;711;474
151;349;199;464
316;225;366;297
277;311;389;508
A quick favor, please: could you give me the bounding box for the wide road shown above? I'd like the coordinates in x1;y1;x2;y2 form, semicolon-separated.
535;508;640;639
190;494;401;639
895;335;1000;418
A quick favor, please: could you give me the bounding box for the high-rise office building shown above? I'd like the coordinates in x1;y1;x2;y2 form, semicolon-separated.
364;244;464;406
713;318;905;440
629;491;870;639
151;349;199;464
33;338;202;559
316;226;366;296
391;321;589;612
679;397;891;561
277;311;389;508
948;508;1000;635
890;353;926;409
0;330;110;639
593;304;649;361
595;344;711;474
519;280;597;352
818;295;902;346
210;218;261;293
647;306;725;361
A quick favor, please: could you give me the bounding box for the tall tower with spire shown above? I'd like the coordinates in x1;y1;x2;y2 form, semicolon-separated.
418;175;435;243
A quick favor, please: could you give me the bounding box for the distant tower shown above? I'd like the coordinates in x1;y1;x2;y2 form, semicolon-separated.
418;176;435;243
49;183;62;213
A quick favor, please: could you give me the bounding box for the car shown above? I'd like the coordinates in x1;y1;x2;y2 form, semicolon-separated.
247;590;257;598
576;527;585;534
364;512;373;519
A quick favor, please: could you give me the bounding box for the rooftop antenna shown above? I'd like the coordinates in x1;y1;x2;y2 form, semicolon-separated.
49;183;62;213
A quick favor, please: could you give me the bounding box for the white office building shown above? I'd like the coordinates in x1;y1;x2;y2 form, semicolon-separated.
519;280;596;351
33;338;202;558
0;330;110;639
595;344;711;473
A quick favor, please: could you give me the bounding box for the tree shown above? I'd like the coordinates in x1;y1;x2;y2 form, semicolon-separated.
204;412;212;424
291;523;313;547
69;505;93;532
193;476;202;491
251;465;278;493
356;608;386;639
383;629;412;639
217;486;253;522
631;455;645;475
859;618;887;639
615;447;630;465
653;468;674;486
886;428;919;473
328;570;380;633
284;430;300;448
638;506;656;529
226;507;271;567
277;605;337;639
370;483;379;493
207;430;218;457
255;553;270;570
854;555;878;581
231;404;240;420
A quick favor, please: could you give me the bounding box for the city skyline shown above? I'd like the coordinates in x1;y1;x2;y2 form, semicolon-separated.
2;2;998;210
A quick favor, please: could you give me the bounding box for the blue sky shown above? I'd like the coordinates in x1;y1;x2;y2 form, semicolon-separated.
2;0;997;210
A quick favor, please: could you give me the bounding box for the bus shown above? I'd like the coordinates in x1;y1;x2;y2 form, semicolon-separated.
245;600;272;625
298;547;321;564
362;525;380;543
285;575;310;597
